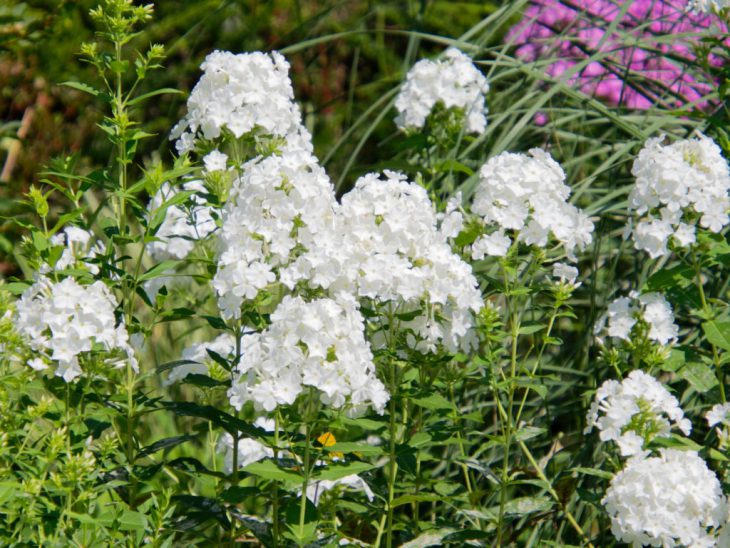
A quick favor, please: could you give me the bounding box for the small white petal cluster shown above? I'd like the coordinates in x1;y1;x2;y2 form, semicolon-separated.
46;226;106;275
472;148;594;261
146;180;218;261
171;50;303;154
15;277;136;382
213;148;337;320
595;291;678;346
334;171;483;353
585;370;691;456
687;0;730;14
164;333;235;385
707;402;730;428
228;295;388;414
395;48;489;134
628;134;730;258
217;417;275;474
305;473;375;506
552;262;580;286
603;449;727;547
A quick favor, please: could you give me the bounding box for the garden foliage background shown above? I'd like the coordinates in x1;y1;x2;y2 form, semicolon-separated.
2;0;730;546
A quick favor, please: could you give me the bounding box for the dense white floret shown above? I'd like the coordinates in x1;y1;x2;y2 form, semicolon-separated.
146;180;218;261
594;291;678;346
171;50;303;153
585;370;690;456
603;449;726;547
228;295;388;414
164;333;235;385
15;277;136;382
472;149;593;261
395;48;489;134
628;133;730;258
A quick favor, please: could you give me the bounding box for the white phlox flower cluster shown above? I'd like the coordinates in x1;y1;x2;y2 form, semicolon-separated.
146;179;218;261
164;333;235;385
687;0;730;14
395;47;489;134
585;370;690;456
217;417;275;474
706;402;730;446
45;226;106;275
15;277;137;382
305;473;375;506
228;295;388;414
333;171;483;354
213;148;338;320
602;449;727;547
552;262;580;287
594;291;678;346
628;133;730;258
471;148;594;261
171;50;303;154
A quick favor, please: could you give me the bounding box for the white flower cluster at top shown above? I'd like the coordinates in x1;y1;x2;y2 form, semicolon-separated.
471;148;594;261
594;291;679;346
171;50;303;154
687;0;730;13
628;133;730;258
16;276;136;382
585;370;690;456
395;47;489;134
602;449;727;547
146;180;218;262
228;295;388;414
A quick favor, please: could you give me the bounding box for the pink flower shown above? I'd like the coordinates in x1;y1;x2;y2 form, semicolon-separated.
507;0;729;110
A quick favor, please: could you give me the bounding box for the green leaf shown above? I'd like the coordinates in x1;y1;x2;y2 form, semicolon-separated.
703;321;730;352
391;493;442;508
503;495;553;516
411;393;454;411
138;260;180;282
678;361;718;393
243;460;301;484
60;81;100;97
127;88;183;106
571;467;613;480
118;510;147;532
312;461;375;481
136;435;196;460
518;323;544;335
660;348;686;373
325;442;384;456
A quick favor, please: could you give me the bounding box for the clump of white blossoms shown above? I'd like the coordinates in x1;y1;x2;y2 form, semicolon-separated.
687;0;730;14
164;333;235;385
395;47;489;134
217;417;275;474
602;449;727;547
331;171;483;353
627;133;730;258
15;277;136;382
594;291;678;346
707;402;730;446
213;147;338;319
471;148;594;261
305;473;375;506
146;180;218;262
228;295;388;414
171;50;303;154
46;226;105;275
585;370;690;456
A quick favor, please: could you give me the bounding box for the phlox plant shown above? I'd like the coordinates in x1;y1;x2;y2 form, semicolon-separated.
5;0;730;547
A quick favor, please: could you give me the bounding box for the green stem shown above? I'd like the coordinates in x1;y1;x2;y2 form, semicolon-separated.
694;254;726;402
385;360;399;548
298;422;312;544
272;412;281;547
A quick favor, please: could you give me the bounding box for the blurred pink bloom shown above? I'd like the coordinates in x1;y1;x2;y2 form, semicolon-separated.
507;0;730;109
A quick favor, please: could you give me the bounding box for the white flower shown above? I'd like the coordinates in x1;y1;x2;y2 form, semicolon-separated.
15;277;136;382
45;226;106;275
595;291;678;346
552;262;579;286
395;48;489;134
602;449;727;547
164;333;236;385
171;50;303;153
146;180;218;261
707;402;730;428
687;0;730;14
217;417;275;474
203;150;228;173
471;231;511;259
628;133;730;257
585;370;690;456
228;296;388;414
305;473;375;506
473;148;593;261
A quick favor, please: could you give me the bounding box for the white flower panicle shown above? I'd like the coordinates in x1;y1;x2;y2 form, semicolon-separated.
585;370;690;456
146;180;218;261
707;402;730;428
165;333;235;386
628;133;730;258
395;48;489;134
472;149;594;261
594;291;678;346
171;50;303;154
228;295;388;414
213;148;338;319
217;417;275;474
46;226;106;275
602;449;727;547
16;277;136;382
334;171;483;353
